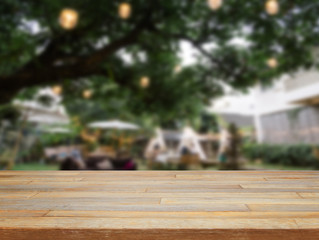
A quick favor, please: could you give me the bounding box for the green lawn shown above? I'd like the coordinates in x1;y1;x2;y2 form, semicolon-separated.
13;163;59;171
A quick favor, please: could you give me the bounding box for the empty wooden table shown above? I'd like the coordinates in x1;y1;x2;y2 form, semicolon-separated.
0;171;319;239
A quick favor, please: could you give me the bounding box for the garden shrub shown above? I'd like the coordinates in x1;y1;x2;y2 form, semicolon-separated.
242;143;319;168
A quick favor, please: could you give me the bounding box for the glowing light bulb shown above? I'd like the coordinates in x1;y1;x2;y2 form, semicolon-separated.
140;76;150;88
267;58;278;68
59;8;79;30
207;0;223;11
52;85;62;95
265;0;279;15
119;3;131;19
174;65;182;74
83;90;93;99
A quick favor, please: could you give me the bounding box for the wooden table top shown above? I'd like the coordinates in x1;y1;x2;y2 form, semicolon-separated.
1;171;319;240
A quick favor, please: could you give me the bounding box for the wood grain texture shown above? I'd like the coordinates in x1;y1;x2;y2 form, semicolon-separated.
0;171;319;240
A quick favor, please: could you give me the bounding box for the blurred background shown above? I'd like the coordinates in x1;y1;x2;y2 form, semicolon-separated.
1;0;319;171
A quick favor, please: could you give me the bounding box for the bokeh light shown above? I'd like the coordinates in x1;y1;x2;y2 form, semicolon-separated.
83;90;93;99
265;0;279;15
207;0;223;11
174;65;182;74
52;85;62;95
267;58;278;68
119;3;132;19
59;8;79;30
140;76;150;88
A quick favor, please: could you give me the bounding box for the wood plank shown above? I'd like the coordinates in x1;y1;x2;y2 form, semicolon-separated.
32;191;301;199
45;210;319;219
0;203;249;212
146;187;319;193
161;197;319;205
1;171;319;240
0;210;48;217
0;180;32;185
248;204;319;212
265;176;319;180
0;197;161;205
0;217;298;229
295;218;319;229
0;185;148;192
0;171;80;176
241;184;319;189
298;192;319;198
0;192;37;199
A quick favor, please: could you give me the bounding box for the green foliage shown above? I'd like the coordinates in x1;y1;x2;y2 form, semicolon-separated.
242;143;319;168
2;0;319;124
40;133;72;147
0;104;20;122
199;112;219;133
40;125;80;146
18;140;44;163
62;66;215;127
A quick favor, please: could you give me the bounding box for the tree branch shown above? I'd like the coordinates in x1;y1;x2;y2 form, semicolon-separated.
0;14;153;103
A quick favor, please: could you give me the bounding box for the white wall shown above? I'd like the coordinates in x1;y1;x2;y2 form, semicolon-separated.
209;69;319;143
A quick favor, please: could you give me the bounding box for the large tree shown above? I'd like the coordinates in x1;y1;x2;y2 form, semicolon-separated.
1;0;319;115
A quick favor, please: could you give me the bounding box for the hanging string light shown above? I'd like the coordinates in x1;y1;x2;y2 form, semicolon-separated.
265;0;279;15
207;0;223;11
267;58;278;68
174;65;182;74
59;8;79;30
119;3;131;19
83;90;93;99
52;85;62;95
140;76;150;88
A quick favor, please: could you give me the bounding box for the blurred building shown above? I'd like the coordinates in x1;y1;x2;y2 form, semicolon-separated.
209;69;319;144
13;88;69;125
12;88;70;155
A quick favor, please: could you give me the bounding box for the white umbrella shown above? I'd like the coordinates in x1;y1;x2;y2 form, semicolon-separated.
88;120;139;130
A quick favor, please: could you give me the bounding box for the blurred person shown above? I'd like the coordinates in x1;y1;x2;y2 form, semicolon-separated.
113;150;136;170
179;140;201;170
60;149;86;170
180;144;191;156
71;149;86;169
227;123;242;170
218;127;230;167
147;143;163;169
